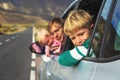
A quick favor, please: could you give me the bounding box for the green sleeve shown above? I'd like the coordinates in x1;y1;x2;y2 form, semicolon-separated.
58;50;79;66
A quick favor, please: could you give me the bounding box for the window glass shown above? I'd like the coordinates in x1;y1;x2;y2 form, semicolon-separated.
111;0;120;36
101;0;120;57
91;0;112;58
111;0;120;51
101;0;112;20
62;3;76;19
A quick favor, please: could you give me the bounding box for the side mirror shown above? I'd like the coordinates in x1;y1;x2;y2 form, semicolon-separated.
29;41;45;54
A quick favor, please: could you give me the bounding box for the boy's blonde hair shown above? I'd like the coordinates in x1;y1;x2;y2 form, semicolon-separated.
64;9;93;36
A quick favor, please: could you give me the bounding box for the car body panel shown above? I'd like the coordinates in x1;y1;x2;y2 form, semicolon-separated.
39;56;120;80
93;60;120;80
39;56;96;80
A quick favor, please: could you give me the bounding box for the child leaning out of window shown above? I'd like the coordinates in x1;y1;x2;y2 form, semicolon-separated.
58;9;95;66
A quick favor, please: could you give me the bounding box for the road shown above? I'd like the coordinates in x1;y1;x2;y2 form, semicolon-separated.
0;27;34;80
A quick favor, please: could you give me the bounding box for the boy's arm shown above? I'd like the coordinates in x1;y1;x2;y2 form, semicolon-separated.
58;46;87;66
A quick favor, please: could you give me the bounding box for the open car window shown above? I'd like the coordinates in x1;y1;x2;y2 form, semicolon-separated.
63;0;103;51
77;0;103;22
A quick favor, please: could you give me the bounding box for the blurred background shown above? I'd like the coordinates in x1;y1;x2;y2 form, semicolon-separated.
0;0;73;34
0;1;73;80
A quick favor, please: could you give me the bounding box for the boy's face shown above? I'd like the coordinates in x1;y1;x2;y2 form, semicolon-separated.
69;28;91;46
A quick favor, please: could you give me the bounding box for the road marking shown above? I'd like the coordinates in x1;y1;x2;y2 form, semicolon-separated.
0;42;2;45
31;61;36;67
6;39;10;42
30;27;36;80
12;36;15;39
32;53;36;59
30;70;36;80
30;53;36;80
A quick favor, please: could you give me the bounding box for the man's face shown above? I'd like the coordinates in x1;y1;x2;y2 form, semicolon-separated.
69;28;91;46
49;22;65;42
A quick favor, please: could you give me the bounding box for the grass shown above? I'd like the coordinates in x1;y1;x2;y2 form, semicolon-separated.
0;23;31;35
0;20;48;35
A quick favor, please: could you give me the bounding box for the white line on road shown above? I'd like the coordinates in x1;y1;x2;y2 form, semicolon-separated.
6;39;10;42
0;42;2;45
30;70;36;80
30;53;36;80
30;27;36;80
31;61;36;67
32;53;36;59
11;36;15;39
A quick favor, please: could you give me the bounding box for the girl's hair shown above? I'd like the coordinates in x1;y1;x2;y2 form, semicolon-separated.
35;28;49;42
64;9;93;36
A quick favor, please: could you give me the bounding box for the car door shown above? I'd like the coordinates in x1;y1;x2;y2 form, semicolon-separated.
39;0;120;80
81;0;120;80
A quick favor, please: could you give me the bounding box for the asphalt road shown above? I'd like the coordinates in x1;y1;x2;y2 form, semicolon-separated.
0;27;33;80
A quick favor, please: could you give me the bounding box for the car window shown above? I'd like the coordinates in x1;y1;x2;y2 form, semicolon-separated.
63;0;103;52
61;1;78;51
77;0;103;22
61;1;78;19
109;0;120;53
90;0;120;58
90;0;112;58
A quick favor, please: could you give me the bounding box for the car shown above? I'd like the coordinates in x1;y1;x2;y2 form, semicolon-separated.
39;0;120;80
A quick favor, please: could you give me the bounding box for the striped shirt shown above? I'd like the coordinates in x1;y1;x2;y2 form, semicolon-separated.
58;39;94;66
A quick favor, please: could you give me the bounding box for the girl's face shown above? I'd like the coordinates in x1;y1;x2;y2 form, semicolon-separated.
69;28;91;46
38;30;50;45
40;34;49;45
40;33;54;47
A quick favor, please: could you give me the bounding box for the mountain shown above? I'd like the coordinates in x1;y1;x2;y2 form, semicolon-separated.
0;0;74;24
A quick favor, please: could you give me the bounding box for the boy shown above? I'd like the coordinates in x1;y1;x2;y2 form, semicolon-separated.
58;9;94;66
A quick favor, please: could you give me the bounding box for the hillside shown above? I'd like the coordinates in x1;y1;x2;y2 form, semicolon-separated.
0;0;74;24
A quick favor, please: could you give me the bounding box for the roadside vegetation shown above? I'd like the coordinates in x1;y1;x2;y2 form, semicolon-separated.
0;24;31;35
0;0;73;36
0;21;48;35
